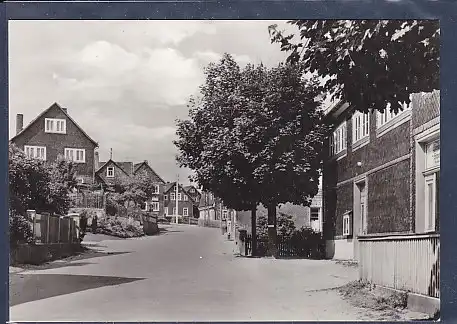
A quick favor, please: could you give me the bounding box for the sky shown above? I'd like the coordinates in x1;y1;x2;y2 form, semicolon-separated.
8;20;294;185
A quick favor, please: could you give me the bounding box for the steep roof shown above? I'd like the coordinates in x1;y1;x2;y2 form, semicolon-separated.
133;161;165;183
10;102;98;147
164;182;196;203
95;159;131;176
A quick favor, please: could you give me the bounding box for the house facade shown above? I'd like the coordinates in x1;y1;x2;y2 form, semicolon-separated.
10;103;98;185
183;185;202;218
95;157;166;217
322;90;440;262
163;183;197;219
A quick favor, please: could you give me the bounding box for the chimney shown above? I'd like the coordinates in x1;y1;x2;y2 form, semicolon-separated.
62;107;68;114
16;114;23;135
94;151;100;170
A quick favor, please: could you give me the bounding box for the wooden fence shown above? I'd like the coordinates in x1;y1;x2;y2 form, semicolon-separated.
69;192;105;209
243;234;325;258
358;233;440;298
26;210;80;244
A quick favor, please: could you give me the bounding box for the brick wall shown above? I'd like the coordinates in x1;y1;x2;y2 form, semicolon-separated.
411;90;440;130
367;159;411;233
12;104;97;181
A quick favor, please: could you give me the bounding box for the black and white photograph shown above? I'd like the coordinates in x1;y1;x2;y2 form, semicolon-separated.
8;19;440;322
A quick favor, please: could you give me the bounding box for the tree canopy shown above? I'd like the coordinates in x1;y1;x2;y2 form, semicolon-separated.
175;53;330;256
269;20;439;113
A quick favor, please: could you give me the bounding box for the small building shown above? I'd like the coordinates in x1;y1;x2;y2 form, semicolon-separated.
10;102;99;186
183;185;202;217
163;182;197;219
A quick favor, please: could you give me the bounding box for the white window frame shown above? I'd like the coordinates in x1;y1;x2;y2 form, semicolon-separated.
177;193;182;201
424;173;437;232
64;148;86;163
222;209;228;219
330;121;347;157
170;193;175;200
173;207;177;215
310;207;320;221
352;111;370;142
45;118;67;134
152;184;160;194
151;202;160;212
24;145;46;161
343;213;351;236
107;166;114;178
183;195;188;201
183;208;189;216
164;207;168;216
164;194;168;200
143;202;149;212
376;102;411;137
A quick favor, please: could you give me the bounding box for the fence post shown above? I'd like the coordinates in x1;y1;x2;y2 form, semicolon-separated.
67;217;71;243
57;216;61;243
46;214;50;244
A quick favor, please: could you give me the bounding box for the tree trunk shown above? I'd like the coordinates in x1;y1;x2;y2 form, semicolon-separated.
251;205;257;257
267;203;278;258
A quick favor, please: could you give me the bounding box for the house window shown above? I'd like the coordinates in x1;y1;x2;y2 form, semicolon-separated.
190;188;195;193
343;214;351;236
330;122;347;156
164;194;168;200
222;209;228;220
177;193;182;201
377;102;411;128
173;207;177;215
107;167;114;178
352;111;370;143
151;202;160;212
45;118;66;134
152;184;159;194
142;202;149;211
24;145;46;160
423;138;440;232
183;208;189;216
164;207;168;216
310;208;320;221
183;195;188;201
64;148;85;163
170;193;175;200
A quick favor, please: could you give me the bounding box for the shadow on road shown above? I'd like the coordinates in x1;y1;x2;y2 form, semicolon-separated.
157;227;184;235
10;273;145;306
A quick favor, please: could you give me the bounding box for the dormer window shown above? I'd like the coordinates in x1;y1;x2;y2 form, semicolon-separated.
45;118;66;134
107;166;114;178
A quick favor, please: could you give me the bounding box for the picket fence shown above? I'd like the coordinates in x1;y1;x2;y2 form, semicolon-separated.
26;210;80;244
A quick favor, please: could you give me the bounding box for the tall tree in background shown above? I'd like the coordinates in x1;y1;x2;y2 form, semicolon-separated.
269;20;439;113
175;54;330;257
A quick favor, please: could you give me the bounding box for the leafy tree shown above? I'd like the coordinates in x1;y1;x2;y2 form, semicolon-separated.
175;54;264;255
269;20;439;113
175;54;330;257
111;170;156;210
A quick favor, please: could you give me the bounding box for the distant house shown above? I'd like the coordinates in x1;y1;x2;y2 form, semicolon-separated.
95;157;166;216
163;182;197;219
183;185;202;218
10;102;99;186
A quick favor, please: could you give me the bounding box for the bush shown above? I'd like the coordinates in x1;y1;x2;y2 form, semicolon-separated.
9;212;34;248
97;216;144;238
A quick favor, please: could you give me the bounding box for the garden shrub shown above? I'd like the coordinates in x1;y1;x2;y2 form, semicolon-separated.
97;216;144;238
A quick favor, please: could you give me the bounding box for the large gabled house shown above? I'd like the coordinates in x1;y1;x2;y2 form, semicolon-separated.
10;102;99;186
183;185;201;218
95;156;166;216
163;182;197;219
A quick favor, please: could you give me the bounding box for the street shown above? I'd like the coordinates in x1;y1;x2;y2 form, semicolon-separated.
9;225;401;321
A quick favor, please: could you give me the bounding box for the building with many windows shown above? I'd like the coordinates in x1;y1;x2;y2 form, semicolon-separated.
322;90;440;264
163;182;197;219
10;102;99;185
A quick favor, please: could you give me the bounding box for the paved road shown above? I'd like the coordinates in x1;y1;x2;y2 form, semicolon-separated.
10;224;371;321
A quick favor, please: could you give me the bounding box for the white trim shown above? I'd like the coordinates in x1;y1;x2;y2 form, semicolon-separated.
45;118;66;134
106;166;114;178
64;148;86;163
417;125;440;143
424;173;437;233
152;184;160;194
330;121;347;156
183;194;188;201
164;207;168;216
170;193;176;200
376;109;411;138
24;145;46;161
151;201;160;212
177;193;182;201
164;194;168;200
352;111;370;143
183;207;189;216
